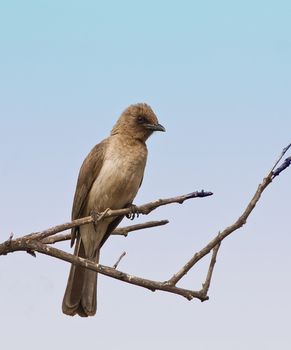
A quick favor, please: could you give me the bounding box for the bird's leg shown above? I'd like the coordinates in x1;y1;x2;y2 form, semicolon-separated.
91;208;110;231
91;210;100;232
126;204;140;220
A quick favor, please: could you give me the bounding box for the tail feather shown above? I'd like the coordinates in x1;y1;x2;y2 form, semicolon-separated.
62;237;99;317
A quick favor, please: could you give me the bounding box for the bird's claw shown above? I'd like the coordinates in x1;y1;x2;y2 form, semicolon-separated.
91;208;110;231
91;210;101;223
91;210;100;231
126;204;140;220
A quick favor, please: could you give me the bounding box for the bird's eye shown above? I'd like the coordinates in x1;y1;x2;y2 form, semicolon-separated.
137;116;146;124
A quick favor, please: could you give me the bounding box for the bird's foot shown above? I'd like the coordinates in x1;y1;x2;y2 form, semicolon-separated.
126;204;140;220
91;210;100;231
91;208;110;230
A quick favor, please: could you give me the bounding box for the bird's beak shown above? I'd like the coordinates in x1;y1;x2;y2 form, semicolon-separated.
145;123;166;132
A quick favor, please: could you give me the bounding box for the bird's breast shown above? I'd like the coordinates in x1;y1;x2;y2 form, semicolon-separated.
86;140;147;212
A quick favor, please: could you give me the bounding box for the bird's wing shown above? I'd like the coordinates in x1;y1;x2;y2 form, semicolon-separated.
100;215;124;248
70;139;108;246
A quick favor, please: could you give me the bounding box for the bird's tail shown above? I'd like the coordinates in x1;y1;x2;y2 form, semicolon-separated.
62;236;99;317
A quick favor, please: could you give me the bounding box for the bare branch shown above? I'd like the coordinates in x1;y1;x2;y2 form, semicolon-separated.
200;243;221;297
0;237;207;301
271;142;291;171
113;251;126;269
42;232;72;245
42;220;169;244
167;173;273;285
272;156;291;177
167;143;291;286
112;220;169;237
25;191;212;242
1;143;290;311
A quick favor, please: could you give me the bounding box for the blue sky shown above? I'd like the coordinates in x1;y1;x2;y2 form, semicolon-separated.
1;1;291;349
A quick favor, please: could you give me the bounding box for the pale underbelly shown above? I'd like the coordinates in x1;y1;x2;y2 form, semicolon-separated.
85;161;144;214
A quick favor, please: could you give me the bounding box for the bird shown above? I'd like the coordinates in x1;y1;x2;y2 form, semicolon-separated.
62;103;165;317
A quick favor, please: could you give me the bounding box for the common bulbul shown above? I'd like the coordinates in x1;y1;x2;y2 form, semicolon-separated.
62;103;165;316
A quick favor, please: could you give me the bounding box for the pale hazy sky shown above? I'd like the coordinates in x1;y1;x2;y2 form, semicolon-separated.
1;1;291;349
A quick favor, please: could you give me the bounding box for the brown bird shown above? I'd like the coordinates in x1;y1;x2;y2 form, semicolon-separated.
62;103;165;317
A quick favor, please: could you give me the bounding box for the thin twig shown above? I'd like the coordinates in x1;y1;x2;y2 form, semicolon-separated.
0;238;207;301
113;251;126;269
167;173;273;285
272;156;291;177
24;191;212;241
42;220;169;244
200;243;221;298
42;233;72;244
271;143;291;171
112;220;169;237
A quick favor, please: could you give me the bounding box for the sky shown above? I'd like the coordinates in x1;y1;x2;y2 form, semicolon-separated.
0;0;291;349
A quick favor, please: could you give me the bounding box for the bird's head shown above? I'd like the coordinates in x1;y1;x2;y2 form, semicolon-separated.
111;103;165;142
